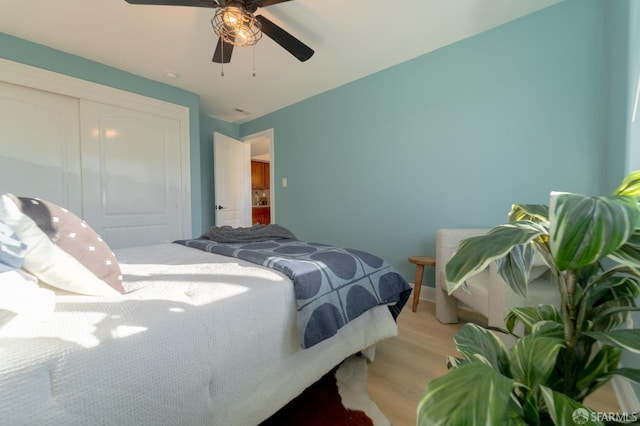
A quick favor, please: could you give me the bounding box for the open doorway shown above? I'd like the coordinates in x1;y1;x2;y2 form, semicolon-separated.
243;129;274;225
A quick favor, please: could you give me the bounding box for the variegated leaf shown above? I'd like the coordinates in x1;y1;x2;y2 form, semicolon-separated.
446;222;545;293
585;266;640;311
549;193;640;271
508;203;550;224
505;305;560;334
609;367;640;384
454;323;510;374
576;346;621;395
591;305;640;326
509;334;563;391
612;170;640;197
417;362;514;426
583;329;640;354
540;386;605;426
608;228;640;268
495;244;534;298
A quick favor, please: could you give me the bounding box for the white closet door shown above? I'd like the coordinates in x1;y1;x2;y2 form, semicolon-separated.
0;81;82;213
80;100;183;249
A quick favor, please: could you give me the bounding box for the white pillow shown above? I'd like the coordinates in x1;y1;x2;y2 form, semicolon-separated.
0;218;26;272
0;270;55;321
0;195;120;297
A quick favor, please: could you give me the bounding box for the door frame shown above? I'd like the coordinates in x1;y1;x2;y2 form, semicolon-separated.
243;128;275;223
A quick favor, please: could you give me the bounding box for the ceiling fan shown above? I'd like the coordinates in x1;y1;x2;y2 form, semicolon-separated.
124;0;314;64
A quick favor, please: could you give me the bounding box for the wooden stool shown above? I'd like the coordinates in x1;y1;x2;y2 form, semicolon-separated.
408;256;436;312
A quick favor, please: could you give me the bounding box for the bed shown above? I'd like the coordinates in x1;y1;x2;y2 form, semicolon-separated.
0;194;410;425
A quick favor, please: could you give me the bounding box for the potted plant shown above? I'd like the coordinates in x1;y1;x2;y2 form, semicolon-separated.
418;171;640;425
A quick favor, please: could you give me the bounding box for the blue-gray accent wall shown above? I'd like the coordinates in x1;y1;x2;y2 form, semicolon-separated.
1;0;636;293
240;0;611;283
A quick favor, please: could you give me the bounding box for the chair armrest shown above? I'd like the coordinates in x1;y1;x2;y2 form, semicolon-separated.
435;228;490;324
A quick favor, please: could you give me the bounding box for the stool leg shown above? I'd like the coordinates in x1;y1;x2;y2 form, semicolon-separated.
412;264;425;312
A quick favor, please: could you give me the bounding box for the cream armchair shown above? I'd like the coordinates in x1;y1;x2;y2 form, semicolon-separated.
435;228;558;330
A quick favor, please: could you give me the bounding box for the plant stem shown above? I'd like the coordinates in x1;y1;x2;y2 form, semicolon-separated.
561;270;580;395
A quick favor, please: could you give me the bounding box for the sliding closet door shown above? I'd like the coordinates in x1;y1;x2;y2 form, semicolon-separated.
0;81;82;213
80;100;184;249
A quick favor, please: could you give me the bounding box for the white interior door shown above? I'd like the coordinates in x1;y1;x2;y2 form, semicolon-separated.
80;100;184;248
0;81;82;213
213;132;251;227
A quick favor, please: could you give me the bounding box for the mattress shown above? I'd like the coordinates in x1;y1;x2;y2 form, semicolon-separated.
0;243;398;425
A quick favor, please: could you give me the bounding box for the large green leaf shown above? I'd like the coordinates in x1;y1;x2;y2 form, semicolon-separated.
495;243;535;298
612;170;640;197
583;329;640;354
609;367;640;384
549;193;640;271
446;222;545;293
576;346;621;398
531;320;564;338
417;362;514;426
454;323;510;374
509;334;564;391
585;269;639;331
540;386;605;426
505;305;561;335
590;305;640;330
608;228;640;268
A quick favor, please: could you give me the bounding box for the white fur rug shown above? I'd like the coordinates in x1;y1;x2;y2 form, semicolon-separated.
336;355;391;426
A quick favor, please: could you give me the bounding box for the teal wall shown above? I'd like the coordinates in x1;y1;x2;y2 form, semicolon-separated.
604;0;633;193
2;0;632;286
629;0;640;174
240;0;608;282
0;32;205;236
610;0;640;403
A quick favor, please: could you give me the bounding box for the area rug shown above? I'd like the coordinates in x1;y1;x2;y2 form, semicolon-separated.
260;354;390;426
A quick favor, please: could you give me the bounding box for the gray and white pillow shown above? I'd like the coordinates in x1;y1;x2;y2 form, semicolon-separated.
0;194;124;296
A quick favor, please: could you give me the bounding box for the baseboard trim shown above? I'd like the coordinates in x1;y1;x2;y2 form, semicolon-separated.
419;286;436;303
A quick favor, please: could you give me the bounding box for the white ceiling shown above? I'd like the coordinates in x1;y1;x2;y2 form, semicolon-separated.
0;0;560;123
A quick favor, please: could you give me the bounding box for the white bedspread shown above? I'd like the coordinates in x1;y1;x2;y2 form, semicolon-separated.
0;243;397;425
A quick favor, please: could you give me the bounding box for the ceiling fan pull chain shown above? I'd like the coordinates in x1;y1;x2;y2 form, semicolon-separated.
252;45;256;77
220;41;225;76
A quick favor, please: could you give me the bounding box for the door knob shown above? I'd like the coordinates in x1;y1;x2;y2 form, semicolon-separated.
215;205;225;210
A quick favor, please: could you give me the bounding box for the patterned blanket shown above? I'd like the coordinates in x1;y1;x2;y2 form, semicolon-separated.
174;238;411;348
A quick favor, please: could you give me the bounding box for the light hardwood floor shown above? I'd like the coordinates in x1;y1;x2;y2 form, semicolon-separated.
367;301;620;426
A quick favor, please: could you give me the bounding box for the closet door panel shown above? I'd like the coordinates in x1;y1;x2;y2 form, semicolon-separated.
0;81;82;212
80;100;183;249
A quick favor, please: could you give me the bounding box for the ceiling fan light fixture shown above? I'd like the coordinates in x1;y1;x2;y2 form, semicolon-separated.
211;6;262;47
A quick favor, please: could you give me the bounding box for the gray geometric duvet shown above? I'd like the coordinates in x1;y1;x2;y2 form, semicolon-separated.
175;238;411;348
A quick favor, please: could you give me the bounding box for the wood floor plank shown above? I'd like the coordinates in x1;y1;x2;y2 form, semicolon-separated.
367;301;620;426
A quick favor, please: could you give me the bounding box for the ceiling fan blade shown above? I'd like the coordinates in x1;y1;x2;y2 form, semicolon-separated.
254;15;314;62
257;0;292;7
212;36;234;63
124;0;220;7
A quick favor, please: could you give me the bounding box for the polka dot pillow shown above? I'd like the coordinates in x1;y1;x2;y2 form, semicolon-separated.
0;194;124;296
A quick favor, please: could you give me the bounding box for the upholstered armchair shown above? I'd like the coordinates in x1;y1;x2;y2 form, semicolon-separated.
435;228;558;330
